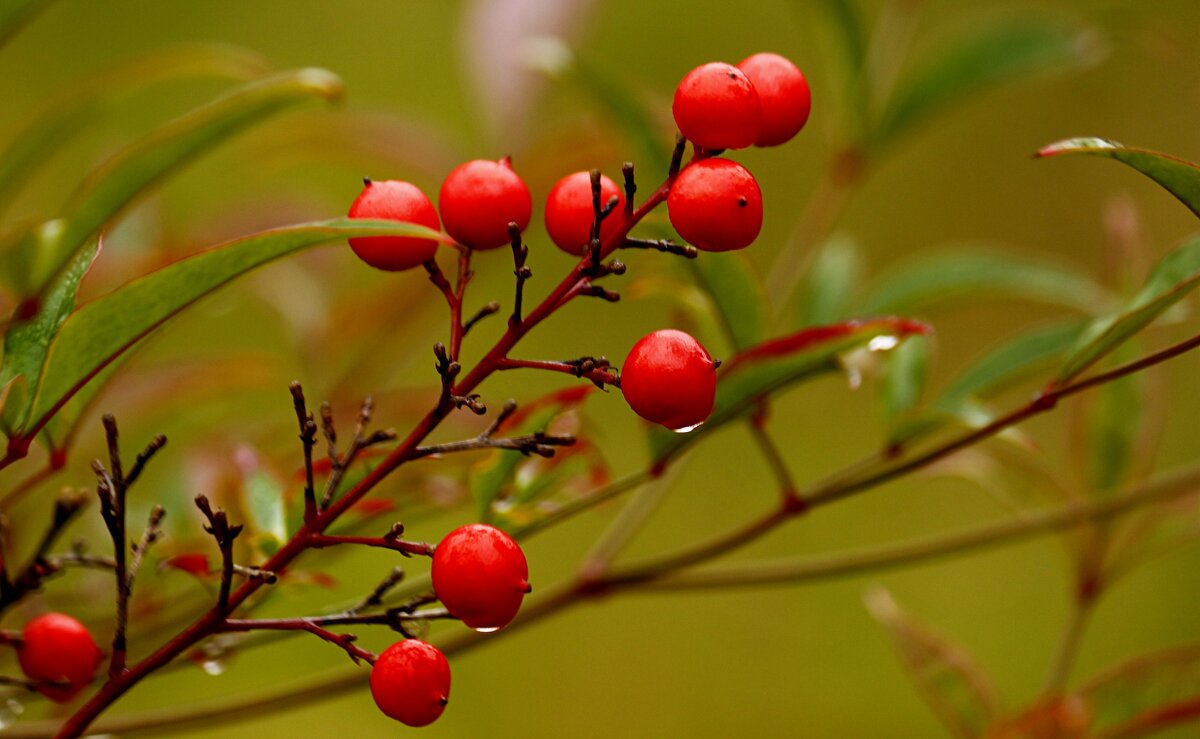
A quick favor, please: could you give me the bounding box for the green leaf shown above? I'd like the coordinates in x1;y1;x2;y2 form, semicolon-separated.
649;318;930;464
808;0;868;135
859;248;1107;316
0;44;271;217
1088;371;1140;495
688;252;767;352
1080;644;1200;736
239;450;288;554
872;13;1103;148
1057;235;1200;384
799;233;863;326
0;231;100;436
865;587;1000;738
471;407;562;520
0;0;55;49
19;218;444;442
1037;138;1200;220
526;40;668;174
883;334;930;419
20;67;344;296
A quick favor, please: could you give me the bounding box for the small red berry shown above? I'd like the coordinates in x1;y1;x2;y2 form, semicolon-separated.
736;53;811;146
544;171;624;255
438;157;532;250
370;639;451;727
347;179;441;271
432;524;530;631
668;158;763;252
17;612;103;703
672;62;762;150
621;329;718;431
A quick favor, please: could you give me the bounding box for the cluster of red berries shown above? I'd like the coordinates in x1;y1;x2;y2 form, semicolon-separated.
369;523;529;727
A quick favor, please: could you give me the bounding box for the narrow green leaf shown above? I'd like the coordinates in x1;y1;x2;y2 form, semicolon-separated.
1038;138;1200;219
22;67;344;296
649;318;930;463
0;232;100;435
688;252;767;352
526;40;668;174
865;588;1000;739
872;13;1102;148
1058;235;1200;383
806;0;868;135
0;0;55;49
0;44;271;217
800;233;863;326
22;218;444;440
883;334;930;419
239;451;288;554
1081;644;1200;736
1088;366;1140;495
859;248;1107;316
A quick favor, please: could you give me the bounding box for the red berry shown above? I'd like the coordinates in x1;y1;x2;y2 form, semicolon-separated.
544;171;624;255
438;157;532;250
17;612;103;703
672;62;762;150
622;329;718;430
370;639;451;727
347;179;441;271
668;159;763;252
737;53;811;146
432;524;530;631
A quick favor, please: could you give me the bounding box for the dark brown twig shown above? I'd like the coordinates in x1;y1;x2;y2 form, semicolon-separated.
509;223;531;327
194;496;244;610
289;383;319;523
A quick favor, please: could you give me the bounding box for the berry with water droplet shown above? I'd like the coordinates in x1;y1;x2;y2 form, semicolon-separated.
432;524;530;631
370;639;450;727
438;157;532;250
17;613;103;703
668;158;763;252
736;53;811;147
347;179;441;271
621;329;718;430
672;62;762;150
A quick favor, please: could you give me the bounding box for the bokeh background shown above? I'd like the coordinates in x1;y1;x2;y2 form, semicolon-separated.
1;0;1199;736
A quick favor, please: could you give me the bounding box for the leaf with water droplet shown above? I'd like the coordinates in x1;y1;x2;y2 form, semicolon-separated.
1038;138;1200;219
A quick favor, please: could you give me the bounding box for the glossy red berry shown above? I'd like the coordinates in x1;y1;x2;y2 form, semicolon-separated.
737;53;811;146
17;612;103;703
621;329;718;430
672;62;762;150
347;179;441;271
432;523;530;631
668;158;763;252
370;639;451;727
438;157;532;250
544;171;624;255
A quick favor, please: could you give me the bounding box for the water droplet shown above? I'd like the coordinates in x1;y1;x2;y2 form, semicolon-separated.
845;366;863;390
867;335;899;352
0;697;23;729
672;422;703;434
472;626;501;634
201;657;227;676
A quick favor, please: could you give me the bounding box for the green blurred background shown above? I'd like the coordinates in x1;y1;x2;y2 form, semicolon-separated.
2;0;1199;736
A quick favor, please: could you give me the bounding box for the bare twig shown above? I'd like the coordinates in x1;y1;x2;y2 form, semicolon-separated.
509;223;531;327
194;496;244;610
289;383;319;523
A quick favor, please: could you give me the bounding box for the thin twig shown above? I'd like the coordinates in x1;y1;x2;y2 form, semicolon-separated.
289;383;319;523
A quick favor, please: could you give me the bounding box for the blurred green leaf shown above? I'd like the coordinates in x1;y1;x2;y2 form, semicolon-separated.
889;321;1084;448
1038;138;1200;219
859;248;1107;316
1081;644;1200;736
0;0;55;49
883;334;930;419
1088;372;1140;495
688;252;767;352
649;318;929;463
1057;235;1200;384
0;233;99;436
19;218;444;443
471;407;559;521
872;13;1102;148
865;587;1000;739
239;452;288;554
0;44;271;218
800;233;863;326
20;67;344;297
808;0;868;135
